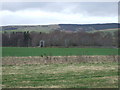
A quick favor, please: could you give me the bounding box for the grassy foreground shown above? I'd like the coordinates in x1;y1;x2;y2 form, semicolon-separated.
2;63;118;88
2;47;119;57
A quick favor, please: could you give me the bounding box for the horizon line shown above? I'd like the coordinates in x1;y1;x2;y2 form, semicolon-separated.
0;23;119;26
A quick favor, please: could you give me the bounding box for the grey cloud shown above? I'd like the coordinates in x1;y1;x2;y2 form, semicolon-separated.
77;2;118;16
0;2;118;25
1;2;47;11
1;2;118;17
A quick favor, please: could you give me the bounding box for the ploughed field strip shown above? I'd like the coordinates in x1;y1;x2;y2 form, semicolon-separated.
2;56;118;65
2;47;119;57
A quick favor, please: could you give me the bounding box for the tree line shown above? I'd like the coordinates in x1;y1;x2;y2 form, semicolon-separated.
2;30;119;48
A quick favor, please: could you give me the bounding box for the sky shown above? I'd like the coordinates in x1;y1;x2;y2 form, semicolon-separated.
0;2;118;26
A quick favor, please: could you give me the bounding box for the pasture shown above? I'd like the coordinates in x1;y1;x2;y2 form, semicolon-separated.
2;47;119;57
2;47;119;88
88;28;119;34
2;62;118;88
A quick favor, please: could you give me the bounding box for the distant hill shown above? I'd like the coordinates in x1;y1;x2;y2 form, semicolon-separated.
1;23;119;33
59;23;119;31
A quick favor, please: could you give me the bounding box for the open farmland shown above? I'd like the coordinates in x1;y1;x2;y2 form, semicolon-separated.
2;47;119;57
88;28;119;33
2;47;119;88
1;2;119;88
2;62;118;88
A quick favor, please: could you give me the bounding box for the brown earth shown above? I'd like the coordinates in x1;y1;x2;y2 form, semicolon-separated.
2;55;118;65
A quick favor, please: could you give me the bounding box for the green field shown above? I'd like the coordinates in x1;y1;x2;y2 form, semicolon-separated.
88;28;118;34
1;29;51;33
2;47;119;88
2;62;118;88
2;47;119;57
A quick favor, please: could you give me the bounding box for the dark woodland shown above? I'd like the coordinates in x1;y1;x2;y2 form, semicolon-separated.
2;30;119;48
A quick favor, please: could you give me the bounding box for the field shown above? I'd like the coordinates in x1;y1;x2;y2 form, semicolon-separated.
2;47;119;88
1;29;51;33
2;47;119;57
2;62;118;88
88;28;119;34
1;25;60;33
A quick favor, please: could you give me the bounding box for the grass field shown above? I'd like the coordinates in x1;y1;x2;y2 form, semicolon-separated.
2;47;119;57
2;62;118;88
1;29;52;33
2;47;119;88
88;28;119;34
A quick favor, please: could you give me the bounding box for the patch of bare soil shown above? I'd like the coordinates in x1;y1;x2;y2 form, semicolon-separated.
2;55;118;65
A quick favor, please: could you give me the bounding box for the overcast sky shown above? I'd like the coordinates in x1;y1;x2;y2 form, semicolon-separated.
0;2;118;26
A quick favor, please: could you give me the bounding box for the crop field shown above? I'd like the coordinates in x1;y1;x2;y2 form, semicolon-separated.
2;47;119;57
2;62;118;88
